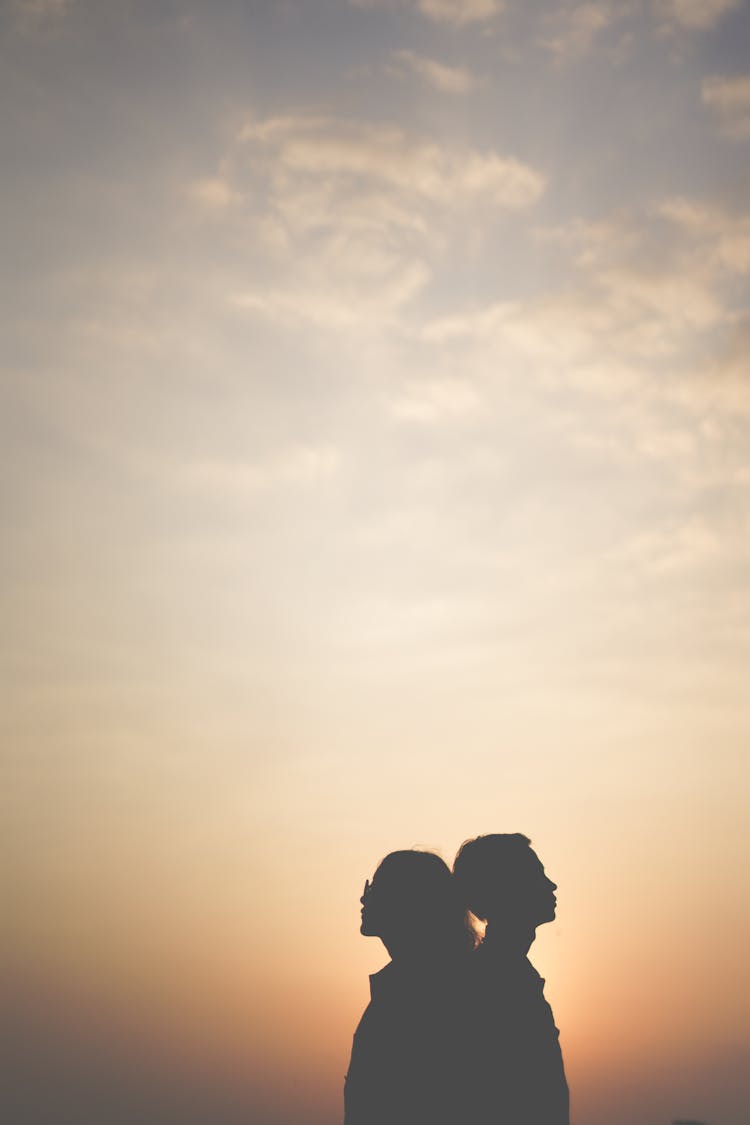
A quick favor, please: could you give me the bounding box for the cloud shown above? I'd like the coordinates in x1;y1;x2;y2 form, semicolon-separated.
13;0;70;14
348;0;504;27
223;115;544;330
655;0;741;31
391;49;480;94
702;74;750;140
540;2;633;60
594;263;724;333
416;0;504;26
173;446;341;498
421;279;721;368
659;196;750;272
186;177;240;211
422;214;729;366
606;516;726;578
418;196;749;461
240;117;543;210
10;0;70;29
231;263;430;329
388;375;481;421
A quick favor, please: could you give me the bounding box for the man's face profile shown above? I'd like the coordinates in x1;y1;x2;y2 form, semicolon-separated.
523;850;557;925
486;846;557;928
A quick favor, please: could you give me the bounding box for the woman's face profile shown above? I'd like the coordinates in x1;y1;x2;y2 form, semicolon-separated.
359;865;406;938
359;873;385;936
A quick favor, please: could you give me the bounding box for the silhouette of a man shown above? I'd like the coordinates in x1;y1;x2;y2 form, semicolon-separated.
344;850;470;1125
453;833;569;1125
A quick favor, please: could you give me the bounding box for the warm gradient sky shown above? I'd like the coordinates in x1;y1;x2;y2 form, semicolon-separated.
2;1;750;1123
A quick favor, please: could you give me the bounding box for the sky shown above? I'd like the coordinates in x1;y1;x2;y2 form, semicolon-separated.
2;0;750;1122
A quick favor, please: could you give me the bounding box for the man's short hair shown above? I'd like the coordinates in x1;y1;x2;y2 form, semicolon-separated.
452;833;532;921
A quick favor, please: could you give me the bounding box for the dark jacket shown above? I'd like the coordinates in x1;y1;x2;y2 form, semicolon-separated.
467;938;570;1125
344;958;467;1125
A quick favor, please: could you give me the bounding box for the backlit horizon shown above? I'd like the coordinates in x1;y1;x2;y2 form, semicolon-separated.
3;1;749;1123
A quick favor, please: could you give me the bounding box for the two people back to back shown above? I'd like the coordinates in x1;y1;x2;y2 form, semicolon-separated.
344;833;569;1125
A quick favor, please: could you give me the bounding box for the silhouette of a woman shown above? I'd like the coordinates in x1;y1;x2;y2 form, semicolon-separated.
343;850;471;1125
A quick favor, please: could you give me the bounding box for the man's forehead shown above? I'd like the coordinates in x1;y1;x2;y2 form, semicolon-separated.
491;844;544;875
525;850;546;875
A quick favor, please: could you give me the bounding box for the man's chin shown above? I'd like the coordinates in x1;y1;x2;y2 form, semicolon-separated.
535;908;556;926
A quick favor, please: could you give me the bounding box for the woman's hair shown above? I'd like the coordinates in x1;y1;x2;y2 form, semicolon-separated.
373;849;476;954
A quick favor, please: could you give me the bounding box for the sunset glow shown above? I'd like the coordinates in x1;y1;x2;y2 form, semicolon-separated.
3;1;750;1123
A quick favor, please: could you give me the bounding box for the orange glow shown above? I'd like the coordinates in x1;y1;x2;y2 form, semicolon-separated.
3;1;749;1123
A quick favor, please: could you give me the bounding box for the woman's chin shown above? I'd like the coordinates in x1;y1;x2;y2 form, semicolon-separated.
360;916;376;936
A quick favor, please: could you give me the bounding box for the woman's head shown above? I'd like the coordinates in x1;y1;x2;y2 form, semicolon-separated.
360;849;472;958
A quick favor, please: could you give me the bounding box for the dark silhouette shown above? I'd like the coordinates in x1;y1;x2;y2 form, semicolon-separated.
453;832;570;1125
343;850;471;1125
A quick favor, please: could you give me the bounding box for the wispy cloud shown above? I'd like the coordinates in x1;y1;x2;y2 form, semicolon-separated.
173;446;341;498
13;0;70;14
391;48;480;94
388;375;481;421
238;116;543;209
655;0;741;31
222;114;544;329
702;74;750;139
426;216;728;354
349;0;504;27
540;1;633;61
186;177;240;211
231;264;430;329
417;196;749;473
10;0;71;30
659;196;750;271
416;0;504;26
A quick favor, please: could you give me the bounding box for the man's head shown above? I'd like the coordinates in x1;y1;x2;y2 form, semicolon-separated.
452;833;557;931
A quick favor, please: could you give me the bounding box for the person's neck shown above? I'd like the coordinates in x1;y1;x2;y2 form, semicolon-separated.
383;936;441;966
484;920;536;956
